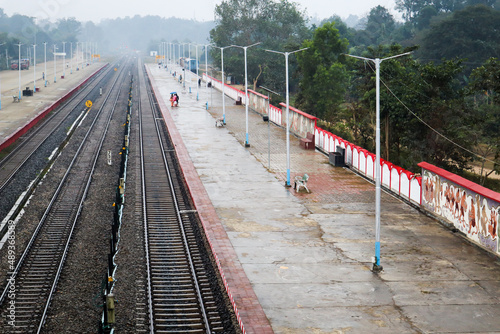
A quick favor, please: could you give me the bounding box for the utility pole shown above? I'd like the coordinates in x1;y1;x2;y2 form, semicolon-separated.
345;51;412;272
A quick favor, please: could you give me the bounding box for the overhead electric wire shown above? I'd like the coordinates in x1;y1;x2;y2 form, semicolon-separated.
360;59;497;165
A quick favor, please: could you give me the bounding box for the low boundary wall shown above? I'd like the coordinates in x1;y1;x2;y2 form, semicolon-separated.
419;162;500;255
204;69;500;258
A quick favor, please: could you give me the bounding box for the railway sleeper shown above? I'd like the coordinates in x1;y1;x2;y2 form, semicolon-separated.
152;297;198;303
153;312;204;319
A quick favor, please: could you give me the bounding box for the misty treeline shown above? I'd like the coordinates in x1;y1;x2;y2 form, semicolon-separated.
208;0;500;187
0;8;213;69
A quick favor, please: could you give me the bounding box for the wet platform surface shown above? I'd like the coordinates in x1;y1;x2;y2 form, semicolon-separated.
0;60;104;145
114;63;500;333
5;58;500;333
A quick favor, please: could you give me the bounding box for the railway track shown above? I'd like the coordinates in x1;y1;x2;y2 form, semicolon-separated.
0;63;112;192
0;60;131;333
138;62;236;333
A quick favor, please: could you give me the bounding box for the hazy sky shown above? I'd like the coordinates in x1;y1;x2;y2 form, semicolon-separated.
0;0;400;23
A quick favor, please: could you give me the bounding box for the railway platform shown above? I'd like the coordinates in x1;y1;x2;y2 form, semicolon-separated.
147;63;500;334
0;60;104;149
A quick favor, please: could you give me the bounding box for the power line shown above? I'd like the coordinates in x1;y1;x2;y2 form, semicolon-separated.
360;59;497;165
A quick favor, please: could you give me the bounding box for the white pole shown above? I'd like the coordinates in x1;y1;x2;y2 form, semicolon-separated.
375;58;381;270
62;41;66;77
0;43;4;109
196;44;199;100
244;46;249;146
44;42;47;87
344;51;411;272
18;43;22;100
54;44;57;83
205;45;208;109
232;42;261;147
265;47;308;186
70;42;73;74
285;52;290;184
221;48;226;123
33;44;36;92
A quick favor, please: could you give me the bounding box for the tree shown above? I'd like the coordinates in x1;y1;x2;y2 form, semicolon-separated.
365;6;396;45
421;5;500;68
209;0;310;91
468;58;500;184
345;44;475;172
395;0;433;22
52;18;81;44
295;22;349;121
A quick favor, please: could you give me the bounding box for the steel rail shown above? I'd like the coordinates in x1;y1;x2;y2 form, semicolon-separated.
139;62;212;333
0;61;129;332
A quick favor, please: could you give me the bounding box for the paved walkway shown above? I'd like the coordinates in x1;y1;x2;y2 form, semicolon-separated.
0;59;103;144
156;63;500;333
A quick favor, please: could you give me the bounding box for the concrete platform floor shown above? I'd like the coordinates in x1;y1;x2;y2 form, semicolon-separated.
0;59;104;144
152;63;500;334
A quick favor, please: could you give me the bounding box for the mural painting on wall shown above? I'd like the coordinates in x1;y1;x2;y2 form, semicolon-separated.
422;170;499;253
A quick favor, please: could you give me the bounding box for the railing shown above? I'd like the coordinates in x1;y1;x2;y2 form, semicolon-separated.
314;126;422;204
203;73;247;104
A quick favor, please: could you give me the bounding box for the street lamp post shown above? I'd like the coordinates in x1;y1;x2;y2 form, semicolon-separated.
204;44;209;109
181;43;188;88
0;42;5;109
33;44;36;92
211;45;231;123
70;42;73;74
345;51;412;272
44;42;47;87
265;47;308;186
17;43;22;100
195;44;199;100
231;42;261;147
53;44;57;83
259;86;281;170
164;42;167;69
62;41;66;77
76;42;79;70
188;43;192;92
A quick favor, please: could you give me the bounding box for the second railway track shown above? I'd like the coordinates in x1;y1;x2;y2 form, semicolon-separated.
0;60;132;333
138;61;238;333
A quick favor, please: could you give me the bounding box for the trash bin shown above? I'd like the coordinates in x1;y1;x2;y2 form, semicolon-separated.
329;152;345;167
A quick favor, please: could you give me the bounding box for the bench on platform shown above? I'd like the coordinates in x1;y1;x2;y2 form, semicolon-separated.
215;117;224;127
300;132;315;150
294;174;310;193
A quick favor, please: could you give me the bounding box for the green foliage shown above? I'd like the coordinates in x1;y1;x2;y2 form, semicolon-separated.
420;5;500;66
466;58;500;183
345;45;475;172
364;6;396;45
209;0;310;92
469;57;500;104
52;18;81;44
295;22;349;121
